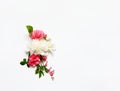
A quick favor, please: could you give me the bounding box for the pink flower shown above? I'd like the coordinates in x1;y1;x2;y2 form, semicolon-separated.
48;67;54;76
42;55;47;61
48;67;52;72
28;54;41;67
30;30;46;39
49;70;54;76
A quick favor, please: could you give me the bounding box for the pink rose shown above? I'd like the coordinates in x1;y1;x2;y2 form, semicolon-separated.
30;30;46;39
28;54;41;67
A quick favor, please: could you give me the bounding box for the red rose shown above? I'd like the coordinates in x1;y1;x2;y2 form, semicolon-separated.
42;55;47;61
28;54;41;67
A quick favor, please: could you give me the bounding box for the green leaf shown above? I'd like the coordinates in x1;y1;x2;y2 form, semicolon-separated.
20;58;27;65
35;66;39;74
26;25;33;34
26;51;30;57
20;61;26;65
43;66;45;71
44;66;48;73
41;71;44;76
23;58;26;62
35;69;39;74
28;51;30;56
39;71;42;78
41;66;44;71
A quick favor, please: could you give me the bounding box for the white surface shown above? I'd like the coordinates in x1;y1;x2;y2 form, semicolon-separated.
0;0;120;91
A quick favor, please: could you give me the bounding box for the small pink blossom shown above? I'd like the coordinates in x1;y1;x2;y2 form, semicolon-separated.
48;67;52;72
30;30;46;39
49;70;54;76
48;67;54;76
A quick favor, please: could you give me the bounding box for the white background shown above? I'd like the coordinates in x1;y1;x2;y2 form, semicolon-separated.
0;0;120;91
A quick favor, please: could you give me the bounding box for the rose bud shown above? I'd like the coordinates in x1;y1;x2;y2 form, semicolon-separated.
42;55;47;61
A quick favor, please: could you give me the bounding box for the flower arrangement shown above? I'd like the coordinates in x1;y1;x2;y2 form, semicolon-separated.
20;25;55;80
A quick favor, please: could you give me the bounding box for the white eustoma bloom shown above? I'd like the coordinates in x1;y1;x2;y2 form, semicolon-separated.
29;39;54;54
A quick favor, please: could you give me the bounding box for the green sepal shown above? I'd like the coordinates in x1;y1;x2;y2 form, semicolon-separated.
27;64;30;67
26;25;33;34
40;66;44;70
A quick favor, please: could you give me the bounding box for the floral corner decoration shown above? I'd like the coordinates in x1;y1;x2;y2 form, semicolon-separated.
20;25;55;80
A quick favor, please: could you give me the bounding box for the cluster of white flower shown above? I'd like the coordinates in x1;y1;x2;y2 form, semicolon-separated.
29;37;54;55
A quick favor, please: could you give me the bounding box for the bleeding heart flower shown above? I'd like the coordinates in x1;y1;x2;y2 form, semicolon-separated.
48;67;52;72
48;67;54;76
49;70;54;76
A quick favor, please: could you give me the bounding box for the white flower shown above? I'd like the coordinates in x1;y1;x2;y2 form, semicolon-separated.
45;36;51;41
29;39;54;54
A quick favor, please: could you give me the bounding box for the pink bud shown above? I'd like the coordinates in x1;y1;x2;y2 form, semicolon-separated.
48;67;52;72
49;70;54;76
45;61;48;66
42;55;47;61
